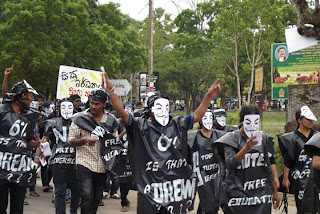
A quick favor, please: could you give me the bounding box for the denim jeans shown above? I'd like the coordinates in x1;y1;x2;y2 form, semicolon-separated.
41;158;52;187
0;181;26;214
77;165;106;214
53;164;80;214
104;172;119;195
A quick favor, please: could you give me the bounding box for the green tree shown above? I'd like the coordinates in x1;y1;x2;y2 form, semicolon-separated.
0;0;146;98
212;0;296;108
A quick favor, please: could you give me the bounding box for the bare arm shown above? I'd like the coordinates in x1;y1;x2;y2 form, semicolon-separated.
271;163;280;208
28;136;41;148
102;72;130;124
68;122;98;147
271;163;280;189
313;155;320;169
193;79;221;123
2;65;13;97
118;129;127;140
282;165;290;193
69;137;91;147
236;136;258;163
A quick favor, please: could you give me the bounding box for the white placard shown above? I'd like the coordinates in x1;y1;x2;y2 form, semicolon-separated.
40;142;52;157
253;131;263;147
57;65;103;103
285;27;318;53
91;134;99;141
40;157;47;166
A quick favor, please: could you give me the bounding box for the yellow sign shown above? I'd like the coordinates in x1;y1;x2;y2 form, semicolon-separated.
57;65;102;102
255;67;264;92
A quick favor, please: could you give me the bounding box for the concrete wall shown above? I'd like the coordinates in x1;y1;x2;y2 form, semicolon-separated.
288;84;320;121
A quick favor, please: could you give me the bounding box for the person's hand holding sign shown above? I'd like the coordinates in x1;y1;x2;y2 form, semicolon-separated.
101;69;115;94
101;69;131;124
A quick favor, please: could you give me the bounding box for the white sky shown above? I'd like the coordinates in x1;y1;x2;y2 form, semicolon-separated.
98;1;315;21
98;0;192;21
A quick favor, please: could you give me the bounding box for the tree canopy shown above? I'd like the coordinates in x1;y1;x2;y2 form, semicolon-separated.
0;0;297;107
0;0;146;98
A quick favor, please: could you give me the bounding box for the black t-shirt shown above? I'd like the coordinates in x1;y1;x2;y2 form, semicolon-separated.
124;114;196;214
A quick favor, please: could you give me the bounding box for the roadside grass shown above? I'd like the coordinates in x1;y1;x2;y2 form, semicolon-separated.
172;110;287;174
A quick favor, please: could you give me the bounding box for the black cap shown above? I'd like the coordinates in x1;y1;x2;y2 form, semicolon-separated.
213;108;226;117
5;79;38;101
89;90;108;103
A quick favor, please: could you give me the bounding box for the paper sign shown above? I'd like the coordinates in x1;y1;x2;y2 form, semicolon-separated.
253;131;263;146
285;27;318;53
91;134;99;141
101;66;107;89
57;65;103;103
40;142;52;157
40;157;47;166
36;166;41;173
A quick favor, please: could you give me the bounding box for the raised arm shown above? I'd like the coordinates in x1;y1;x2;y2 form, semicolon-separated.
2;65;14;97
193;79;221;123
102;72;130;124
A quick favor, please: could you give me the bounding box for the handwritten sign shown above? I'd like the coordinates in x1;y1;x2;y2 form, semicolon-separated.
57;65;102;102
57;65;132;102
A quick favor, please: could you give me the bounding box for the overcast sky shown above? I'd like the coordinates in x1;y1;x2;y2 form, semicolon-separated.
98;0;191;21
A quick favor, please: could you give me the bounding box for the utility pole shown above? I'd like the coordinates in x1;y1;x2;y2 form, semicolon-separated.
148;0;154;92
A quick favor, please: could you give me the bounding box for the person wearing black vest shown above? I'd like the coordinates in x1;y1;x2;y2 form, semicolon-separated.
304;132;320;213
69;90;119;214
117;102;134;212
212;108;236;132
188;109;225;214
0;80;39;214
279;105;318;214
216;105;279;214
103;72;221;214
42;98;80;214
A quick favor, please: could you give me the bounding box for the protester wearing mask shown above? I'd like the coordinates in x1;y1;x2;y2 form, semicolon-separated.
216;105;279;214
42;98;80;214
0;79;39;214
103;71;221;214
188;110;225;214
26;95;42;198
279;105;318;214
213;108;236;132
69;90;119;214
117;102;134;212
304;132;320;213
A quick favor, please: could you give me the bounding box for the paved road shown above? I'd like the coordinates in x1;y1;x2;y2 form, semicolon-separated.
22;179;297;214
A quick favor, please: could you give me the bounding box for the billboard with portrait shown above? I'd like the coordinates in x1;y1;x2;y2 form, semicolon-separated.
271;43;320;99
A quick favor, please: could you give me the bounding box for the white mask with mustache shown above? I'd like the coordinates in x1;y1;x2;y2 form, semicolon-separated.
30;101;39;111
216;116;226;127
151;98;169;126
60;101;74;120
243;114;260;137
202;111;213;130
124;106;134;116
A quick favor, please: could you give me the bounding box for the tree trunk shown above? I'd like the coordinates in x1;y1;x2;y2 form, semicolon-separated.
258;87;271;121
292;0;320;39
247;66;255;104
236;74;241;109
186;91;191;115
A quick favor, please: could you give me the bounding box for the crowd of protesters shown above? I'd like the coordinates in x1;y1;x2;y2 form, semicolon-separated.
0;66;320;214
